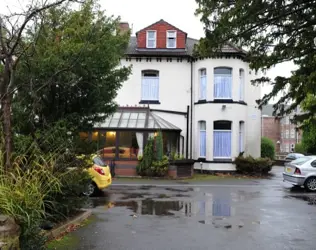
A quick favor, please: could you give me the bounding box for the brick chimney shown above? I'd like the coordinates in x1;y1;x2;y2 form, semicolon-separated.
118;22;130;35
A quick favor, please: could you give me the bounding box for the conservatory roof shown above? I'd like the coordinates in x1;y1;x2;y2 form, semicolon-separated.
94;107;181;131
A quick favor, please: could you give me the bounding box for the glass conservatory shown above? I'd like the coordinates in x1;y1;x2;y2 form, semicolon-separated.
80;107;182;161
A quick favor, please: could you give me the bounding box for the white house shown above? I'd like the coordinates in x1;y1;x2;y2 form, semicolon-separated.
94;20;261;172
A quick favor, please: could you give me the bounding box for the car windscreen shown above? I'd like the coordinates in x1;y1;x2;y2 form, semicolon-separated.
93;157;106;166
291;156;312;165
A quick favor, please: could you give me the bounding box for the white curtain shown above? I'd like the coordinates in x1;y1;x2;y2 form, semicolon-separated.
142;77;159;100
214;75;232;99
200;75;207;100
213;131;231;158
136;132;144;157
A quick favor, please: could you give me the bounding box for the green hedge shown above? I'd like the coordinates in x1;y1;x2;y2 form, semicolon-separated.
235;155;273;175
261;137;275;159
295;143;306;154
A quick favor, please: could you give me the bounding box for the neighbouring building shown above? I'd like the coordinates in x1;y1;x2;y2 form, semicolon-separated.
261;104;302;153
89;19;262;174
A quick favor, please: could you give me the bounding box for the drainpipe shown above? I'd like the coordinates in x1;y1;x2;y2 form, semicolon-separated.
186;105;189;159
190;59;193;159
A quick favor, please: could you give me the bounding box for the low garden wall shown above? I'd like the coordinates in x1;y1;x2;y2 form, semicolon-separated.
169;160;195;178
112;159;195;179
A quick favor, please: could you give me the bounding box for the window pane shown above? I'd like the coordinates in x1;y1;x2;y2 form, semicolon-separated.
167;31;176;37
214;68;232;75
214;121;231;130
118;132;139;159
167;38;176;48
147;39;155;48
200;75;207;100
213;131;231;158
98;131;116;159
200;131;206;157
113;112;121;119
142;77;159;100
147;31;155;39
199;121;206;130
214;75;232;98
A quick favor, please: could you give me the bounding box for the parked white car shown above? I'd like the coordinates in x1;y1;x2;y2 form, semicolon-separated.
283;156;316;191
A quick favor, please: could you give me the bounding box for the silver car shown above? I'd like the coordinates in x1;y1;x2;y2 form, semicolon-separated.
283;156;316;191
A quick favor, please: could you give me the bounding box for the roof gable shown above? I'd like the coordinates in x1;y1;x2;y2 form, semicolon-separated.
136;19;187;36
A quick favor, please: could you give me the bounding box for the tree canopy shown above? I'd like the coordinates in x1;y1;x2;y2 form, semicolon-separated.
195;0;316;123
13;0;131;134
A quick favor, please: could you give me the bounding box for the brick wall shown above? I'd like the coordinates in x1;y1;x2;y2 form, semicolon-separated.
262;117;281;152
137;21;186;49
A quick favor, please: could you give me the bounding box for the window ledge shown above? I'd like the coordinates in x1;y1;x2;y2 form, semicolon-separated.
195;159;233;163
195;100;247;105
139;100;161;104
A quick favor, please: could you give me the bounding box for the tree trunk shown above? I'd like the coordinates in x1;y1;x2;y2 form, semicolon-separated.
1;93;12;170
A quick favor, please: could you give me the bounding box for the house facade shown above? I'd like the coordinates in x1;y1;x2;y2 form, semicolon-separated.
262;104;302;154
93;20;261;173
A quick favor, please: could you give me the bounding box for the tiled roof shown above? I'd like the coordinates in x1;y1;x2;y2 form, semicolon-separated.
125;37;245;57
135;19;187;36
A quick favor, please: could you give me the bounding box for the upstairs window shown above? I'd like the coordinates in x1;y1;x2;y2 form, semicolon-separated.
166;30;177;48
239;69;245;101
214;67;232;99
141;70;159;101
199;69;207;100
146;31;156;48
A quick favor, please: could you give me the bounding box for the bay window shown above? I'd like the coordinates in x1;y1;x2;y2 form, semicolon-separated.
214;67;232;99
213;121;232;159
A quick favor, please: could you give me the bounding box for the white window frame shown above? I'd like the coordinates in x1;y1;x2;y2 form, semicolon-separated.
166;30;177;48
146;30;157;48
141;70;159;101
199;68;207;100
199;121;206;158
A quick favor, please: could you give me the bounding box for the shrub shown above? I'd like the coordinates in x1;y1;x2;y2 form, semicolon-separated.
155;131;163;161
235;155;273;175
137;135;169;177
136;137;154;176
261;137;275;159
295;143;306;154
0;155;61;249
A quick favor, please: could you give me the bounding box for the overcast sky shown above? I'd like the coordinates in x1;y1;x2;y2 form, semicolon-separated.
1;0;296;100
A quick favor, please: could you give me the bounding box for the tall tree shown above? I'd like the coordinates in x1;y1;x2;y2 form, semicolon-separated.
13;0;131;136
195;0;316;122
0;0;81;168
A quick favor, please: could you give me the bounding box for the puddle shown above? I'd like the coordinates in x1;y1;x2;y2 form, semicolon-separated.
165;187;193;192
285;195;316;206
121;193;151;199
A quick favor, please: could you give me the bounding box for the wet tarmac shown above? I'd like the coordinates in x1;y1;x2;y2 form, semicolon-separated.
72;167;316;250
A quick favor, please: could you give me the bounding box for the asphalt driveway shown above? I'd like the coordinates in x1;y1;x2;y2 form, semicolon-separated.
70;167;316;250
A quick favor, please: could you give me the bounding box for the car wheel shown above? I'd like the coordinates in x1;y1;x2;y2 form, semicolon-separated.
83;182;98;197
304;177;316;192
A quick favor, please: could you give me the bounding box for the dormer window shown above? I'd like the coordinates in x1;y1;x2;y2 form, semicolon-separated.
166;30;177;48
146;31;156;48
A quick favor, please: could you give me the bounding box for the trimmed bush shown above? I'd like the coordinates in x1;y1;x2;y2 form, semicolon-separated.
261;137;275;159
137;135;169;177
235;155;273;175
295;143;306;154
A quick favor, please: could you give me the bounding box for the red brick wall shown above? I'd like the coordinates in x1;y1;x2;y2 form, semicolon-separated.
137;21;186;49
262;117;281;152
